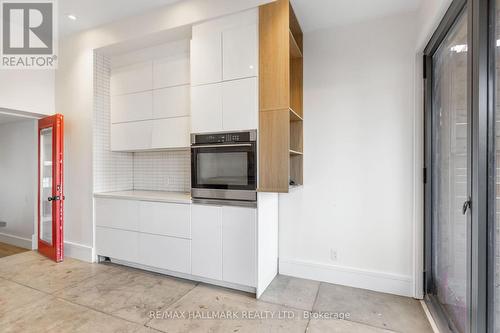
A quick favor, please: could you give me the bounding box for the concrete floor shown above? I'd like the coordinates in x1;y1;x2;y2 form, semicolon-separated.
0;251;432;332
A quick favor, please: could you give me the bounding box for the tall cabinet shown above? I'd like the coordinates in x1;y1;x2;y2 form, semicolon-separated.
258;0;304;193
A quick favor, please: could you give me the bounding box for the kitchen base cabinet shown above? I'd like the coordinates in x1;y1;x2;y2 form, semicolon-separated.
139;233;191;274
95;196;273;295
95;198;140;231
191;204;223;280
96;227;140;263
222;206;257;287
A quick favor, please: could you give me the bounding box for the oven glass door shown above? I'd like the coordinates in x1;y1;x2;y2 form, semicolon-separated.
191;143;256;191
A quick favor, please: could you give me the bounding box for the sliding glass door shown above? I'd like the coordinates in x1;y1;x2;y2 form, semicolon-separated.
426;5;471;332
426;0;497;332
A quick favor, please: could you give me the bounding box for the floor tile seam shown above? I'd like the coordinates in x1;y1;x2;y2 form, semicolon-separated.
51;293;155;328
143;281;200;327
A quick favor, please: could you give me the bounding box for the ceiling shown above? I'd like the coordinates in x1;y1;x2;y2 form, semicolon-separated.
58;0;182;38
58;0;423;38
290;0;422;32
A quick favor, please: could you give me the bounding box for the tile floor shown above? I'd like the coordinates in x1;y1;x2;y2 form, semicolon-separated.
0;251;432;333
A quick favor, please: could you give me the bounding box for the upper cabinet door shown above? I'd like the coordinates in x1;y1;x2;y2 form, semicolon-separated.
153;85;190;119
222;24;258;81
111;91;153;124
111;61;153;95
222;77;258;131
190;33;222;86
191;83;223;133
153;56;190;89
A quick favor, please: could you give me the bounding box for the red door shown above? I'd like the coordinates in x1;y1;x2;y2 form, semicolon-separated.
38;114;64;262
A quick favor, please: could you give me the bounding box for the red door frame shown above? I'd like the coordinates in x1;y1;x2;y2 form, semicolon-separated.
38;114;64;262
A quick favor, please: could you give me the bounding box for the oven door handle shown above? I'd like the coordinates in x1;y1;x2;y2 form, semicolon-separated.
191;143;253;149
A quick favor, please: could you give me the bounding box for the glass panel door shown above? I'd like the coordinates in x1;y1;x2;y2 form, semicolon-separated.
38;114;64;262
430;8;470;333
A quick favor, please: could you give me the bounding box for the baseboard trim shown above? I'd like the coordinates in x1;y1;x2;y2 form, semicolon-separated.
279;258;413;297
64;241;94;263
0;232;32;249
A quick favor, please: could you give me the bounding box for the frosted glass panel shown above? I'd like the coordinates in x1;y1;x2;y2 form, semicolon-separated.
40;128;53;245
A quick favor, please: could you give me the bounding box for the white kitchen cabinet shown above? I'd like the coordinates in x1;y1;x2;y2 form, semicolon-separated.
153;56;190;89
222;24;258;81
191;79;257;133
111;91;153;124
153;85;190;119
111;61;152;95
222;206;256;287
139;201;191;238
190;33;222;86
111;121;153;151
191;83;223;133
139;233;191;274
222;78;258;130
191;204;223;280
95;198;140;231
152;117;190;149
96;227;140;263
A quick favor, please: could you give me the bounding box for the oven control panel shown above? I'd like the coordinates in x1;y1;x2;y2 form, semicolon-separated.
192;130;256;144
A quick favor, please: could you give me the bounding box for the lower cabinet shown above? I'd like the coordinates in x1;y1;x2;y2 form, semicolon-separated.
222;206;256;287
139;233;191;274
96;226;140;263
191;204;223;280
191;204;256;287
95;198;257;289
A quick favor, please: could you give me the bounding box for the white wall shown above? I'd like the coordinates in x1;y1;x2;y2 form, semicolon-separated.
0;70;55;116
0;119;37;249
56;0;272;261
279;12;419;297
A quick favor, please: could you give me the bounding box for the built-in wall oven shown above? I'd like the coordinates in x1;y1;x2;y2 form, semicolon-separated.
191;130;257;206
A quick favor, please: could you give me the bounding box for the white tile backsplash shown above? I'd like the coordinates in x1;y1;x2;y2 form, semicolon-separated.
133;150;190;192
93;52;191;193
93;52;134;193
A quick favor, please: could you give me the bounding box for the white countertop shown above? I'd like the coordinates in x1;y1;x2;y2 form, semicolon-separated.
94;190;191;204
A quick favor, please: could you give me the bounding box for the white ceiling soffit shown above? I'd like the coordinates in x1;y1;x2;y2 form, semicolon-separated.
0;112;34;124
290;0;422;33
59;0;182;38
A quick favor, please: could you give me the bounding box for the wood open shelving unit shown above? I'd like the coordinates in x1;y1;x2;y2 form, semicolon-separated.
259;0;303;192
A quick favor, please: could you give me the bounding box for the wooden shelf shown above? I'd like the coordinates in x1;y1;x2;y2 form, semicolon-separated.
259;0;303;193
289;30;303;59
289;107;303;121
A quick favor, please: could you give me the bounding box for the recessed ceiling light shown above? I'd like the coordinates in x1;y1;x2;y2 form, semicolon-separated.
67;14;77;20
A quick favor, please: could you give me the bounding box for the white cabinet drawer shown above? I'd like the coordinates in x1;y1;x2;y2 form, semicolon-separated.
191;83;223;133
96;227;139;263
191;204;222;280
153;56;190;89
111;61;152;95
111;91;153;124
139;201;191;238
222;77;258;131
95;198;140;231
153;86;190;119
222;24;258;81
111;121;153;151
190;33;222;86
139;233;191;274
151;117;190;149
222;206;256;287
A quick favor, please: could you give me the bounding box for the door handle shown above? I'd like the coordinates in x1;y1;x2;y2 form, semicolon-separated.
48;196;60;202
462;197;471;215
